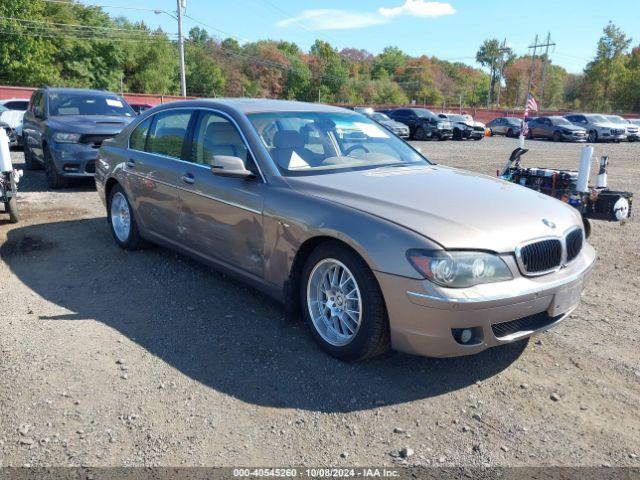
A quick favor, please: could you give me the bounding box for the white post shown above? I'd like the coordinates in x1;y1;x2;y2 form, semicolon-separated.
177;0;187;97
0;128;13;173
596;156;608;188
576;145;594;193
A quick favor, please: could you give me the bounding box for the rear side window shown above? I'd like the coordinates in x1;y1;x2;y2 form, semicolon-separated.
147;110;192;159
4;101;28;110
129;117;152;151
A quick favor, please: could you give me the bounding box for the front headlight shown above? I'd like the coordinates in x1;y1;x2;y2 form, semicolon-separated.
53;132;82;143
406;250;513;288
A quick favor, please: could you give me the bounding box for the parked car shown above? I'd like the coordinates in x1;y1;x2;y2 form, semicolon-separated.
354;108;410;138
526;116;588;142
129;103;153;115
437;113;484;140
629;119;640;127
0;98;30;146
22;87;135;188
381;108;453;140
486;117;522;137
605;115;639;142
462;114;486;131
564;113;627;143
96;99;595;361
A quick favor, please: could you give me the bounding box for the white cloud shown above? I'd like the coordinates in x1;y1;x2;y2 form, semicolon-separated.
379;1;456;18
276;9;385;31
277;1;455;31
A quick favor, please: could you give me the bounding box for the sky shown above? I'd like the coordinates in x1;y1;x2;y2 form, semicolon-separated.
79;0;640;74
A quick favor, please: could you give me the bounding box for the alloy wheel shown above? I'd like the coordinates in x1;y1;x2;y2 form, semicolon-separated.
306;258;362;347
110;191;131;242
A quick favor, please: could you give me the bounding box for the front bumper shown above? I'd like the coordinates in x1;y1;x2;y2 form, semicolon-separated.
561;132;587;142
49;142;98;177
375;244;596;358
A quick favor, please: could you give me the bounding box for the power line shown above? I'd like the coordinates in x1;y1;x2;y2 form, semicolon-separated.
0;15;175;36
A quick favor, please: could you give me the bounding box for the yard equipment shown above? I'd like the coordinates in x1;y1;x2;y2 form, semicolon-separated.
500;146;633;237
0;128;21;223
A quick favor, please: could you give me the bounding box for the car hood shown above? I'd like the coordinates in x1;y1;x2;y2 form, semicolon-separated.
48;115;133;134
379;119;408;129
558;124;586;131
0;110;24;129
592;122;622;129
286;165;581;252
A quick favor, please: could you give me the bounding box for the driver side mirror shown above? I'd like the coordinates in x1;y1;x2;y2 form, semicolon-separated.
210;155;254;179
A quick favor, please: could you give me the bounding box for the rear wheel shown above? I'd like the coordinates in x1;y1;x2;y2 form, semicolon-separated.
4;197;19;223
301;242;390;361
44;146;67;189
108;184;144;250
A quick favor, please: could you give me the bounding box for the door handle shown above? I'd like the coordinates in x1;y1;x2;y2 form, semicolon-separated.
126;159;135;168
181;173;195;185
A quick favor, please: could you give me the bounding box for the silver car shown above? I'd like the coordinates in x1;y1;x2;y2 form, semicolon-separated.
95;99;596;360
606;115;639;142
564;113;627;143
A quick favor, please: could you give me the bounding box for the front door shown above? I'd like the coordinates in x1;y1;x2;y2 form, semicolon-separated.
177;110;265;277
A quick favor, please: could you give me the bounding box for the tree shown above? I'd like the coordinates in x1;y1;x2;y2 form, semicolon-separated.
476;39;513;106
185;42;225;97
583;22;632;111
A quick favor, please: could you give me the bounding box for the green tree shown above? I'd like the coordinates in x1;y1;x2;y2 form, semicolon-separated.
583;22;632;111
476;39;512;105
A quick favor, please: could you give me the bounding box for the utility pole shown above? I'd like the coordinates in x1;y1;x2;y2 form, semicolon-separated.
177;0;187;97
538;32;556;109
496;38;509;107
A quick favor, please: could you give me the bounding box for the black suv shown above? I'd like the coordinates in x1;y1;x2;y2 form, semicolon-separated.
381;108;453;140
22;87;135;188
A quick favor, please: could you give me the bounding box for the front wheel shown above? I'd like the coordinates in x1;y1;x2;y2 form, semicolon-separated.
44;146;67;189
553;131;562;142
108;184;144;250
301;242;390;361
506;128;514;138
414;127;426;141
4;197;19;223
588;130;598;143
23;142;41;170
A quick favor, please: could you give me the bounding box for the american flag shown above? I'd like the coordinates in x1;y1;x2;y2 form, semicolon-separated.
524;94;538;118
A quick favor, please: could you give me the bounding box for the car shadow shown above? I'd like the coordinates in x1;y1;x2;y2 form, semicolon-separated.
10;158;96;193
1;218;527;413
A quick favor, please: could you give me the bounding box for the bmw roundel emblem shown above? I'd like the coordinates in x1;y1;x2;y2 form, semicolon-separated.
542;218;557;229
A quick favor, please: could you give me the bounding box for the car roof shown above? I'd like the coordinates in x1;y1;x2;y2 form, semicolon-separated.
152;98;351;115
42;87;122;96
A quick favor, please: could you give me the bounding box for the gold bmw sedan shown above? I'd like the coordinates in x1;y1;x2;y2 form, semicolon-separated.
95;99;596;361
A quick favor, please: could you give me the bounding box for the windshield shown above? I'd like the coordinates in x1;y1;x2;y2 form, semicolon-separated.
413;108;435;119
606;115;626;124
505;117;521;124
48;92;134;117
586;114;609;123
371;112;391;122
550;117;571;126
632;119;640;126
445;114;466;122
249;111;429;177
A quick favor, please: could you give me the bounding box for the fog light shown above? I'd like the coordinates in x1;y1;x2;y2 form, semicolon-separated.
63;163;80;172
452;327;482;346
459;329;473;344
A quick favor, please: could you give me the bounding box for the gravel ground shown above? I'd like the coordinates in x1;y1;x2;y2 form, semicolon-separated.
0;136;638;468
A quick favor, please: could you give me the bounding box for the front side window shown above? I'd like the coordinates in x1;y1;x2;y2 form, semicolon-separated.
48;92;134;117
147;110;192;159
190;111;251;168
249;111;428;176
129;116;152;151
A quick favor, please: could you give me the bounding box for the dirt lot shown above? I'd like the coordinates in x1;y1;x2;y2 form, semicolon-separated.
0;136;638;468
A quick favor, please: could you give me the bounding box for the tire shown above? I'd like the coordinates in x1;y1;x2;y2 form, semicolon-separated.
5;197;19;223
506;128;514;138
43;146;67;189
301;241;390;361
453;128;461;140
553;131;562;142
107;184;144;250
588;130;598;143
23;142;41;170
414;127;426;141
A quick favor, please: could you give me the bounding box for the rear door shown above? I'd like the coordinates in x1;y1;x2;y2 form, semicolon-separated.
22;91;46;161
125;109;195;243
176;109;265;277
